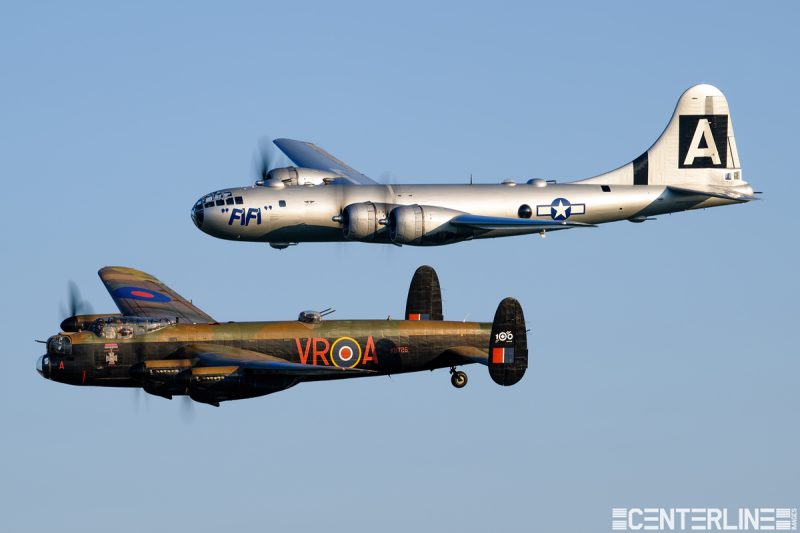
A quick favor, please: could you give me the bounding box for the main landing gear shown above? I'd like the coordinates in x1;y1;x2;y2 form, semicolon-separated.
450;367;468;389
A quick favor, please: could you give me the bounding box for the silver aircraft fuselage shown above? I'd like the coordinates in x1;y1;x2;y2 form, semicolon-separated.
191;86;757;247
192;181;751;245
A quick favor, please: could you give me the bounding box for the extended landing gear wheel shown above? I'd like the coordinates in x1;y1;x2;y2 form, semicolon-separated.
450;369;468;389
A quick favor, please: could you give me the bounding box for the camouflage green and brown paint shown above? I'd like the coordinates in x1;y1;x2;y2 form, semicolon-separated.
37;266;527;405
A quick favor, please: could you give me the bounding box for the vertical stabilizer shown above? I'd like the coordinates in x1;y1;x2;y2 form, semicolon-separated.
577;84;748;188
488;297;528;386
405;265;443;321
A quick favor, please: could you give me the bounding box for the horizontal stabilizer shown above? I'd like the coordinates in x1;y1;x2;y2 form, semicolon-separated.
667;184;758;202
488;297;528;386
443;346;488;366
450;214;595;231
405;265;443;321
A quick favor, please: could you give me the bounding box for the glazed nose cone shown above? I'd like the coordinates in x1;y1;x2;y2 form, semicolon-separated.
36;355;50;379
191;199;205;229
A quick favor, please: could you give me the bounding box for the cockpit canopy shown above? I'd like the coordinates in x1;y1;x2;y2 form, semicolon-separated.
197;190;244;209
93;316;175;339
192;190;246;229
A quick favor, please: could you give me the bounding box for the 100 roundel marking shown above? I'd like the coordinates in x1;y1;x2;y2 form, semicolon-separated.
330;337;362;368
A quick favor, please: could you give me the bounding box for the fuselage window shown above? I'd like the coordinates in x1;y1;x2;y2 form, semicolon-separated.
279;200;286;207
601;185;611;192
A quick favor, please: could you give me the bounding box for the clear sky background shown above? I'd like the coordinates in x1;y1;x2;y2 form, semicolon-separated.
1;2;797;532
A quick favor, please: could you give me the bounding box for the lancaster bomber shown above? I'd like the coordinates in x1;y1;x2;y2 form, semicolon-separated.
37;266;527;406
191;84;756;249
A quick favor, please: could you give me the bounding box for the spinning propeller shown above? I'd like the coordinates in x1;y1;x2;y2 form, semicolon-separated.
59;281;93;326
254;138;288;183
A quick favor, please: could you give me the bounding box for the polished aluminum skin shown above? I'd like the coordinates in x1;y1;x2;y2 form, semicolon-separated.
191;85;756;248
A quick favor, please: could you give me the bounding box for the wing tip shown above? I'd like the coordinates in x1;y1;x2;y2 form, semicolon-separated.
98;266;158;281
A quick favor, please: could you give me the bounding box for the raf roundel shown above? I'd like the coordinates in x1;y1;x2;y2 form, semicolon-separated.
329;337;362;368
112;286;172;303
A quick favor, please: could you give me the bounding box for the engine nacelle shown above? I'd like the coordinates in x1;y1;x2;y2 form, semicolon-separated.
130;360;295;406
388;205;469;246
262;166;339;187
182;366;296;406
341;202;391;241
60;313;122;332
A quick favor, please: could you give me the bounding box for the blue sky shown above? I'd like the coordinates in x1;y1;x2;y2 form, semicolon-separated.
1;2;797;532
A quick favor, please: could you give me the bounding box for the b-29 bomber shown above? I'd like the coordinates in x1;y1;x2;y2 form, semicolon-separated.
192;84;756;250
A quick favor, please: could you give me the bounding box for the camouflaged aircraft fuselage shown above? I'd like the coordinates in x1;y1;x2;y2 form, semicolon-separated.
41;319;491;388
37;265;528;405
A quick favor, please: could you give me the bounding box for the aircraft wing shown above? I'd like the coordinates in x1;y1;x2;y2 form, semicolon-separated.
186;344;376;377
273;138;378;185
449;214;596;231
98;266;214;324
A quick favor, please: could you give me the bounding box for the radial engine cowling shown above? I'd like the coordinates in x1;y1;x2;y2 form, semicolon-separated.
388;205;469;246
341;202;391;241
263;167;339;187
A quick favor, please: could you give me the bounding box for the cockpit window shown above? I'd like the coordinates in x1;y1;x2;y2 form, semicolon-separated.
235;196;244;204
207;191;234;208
93;317;175;339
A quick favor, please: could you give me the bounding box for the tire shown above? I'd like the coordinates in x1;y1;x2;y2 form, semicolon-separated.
451;370;468;389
